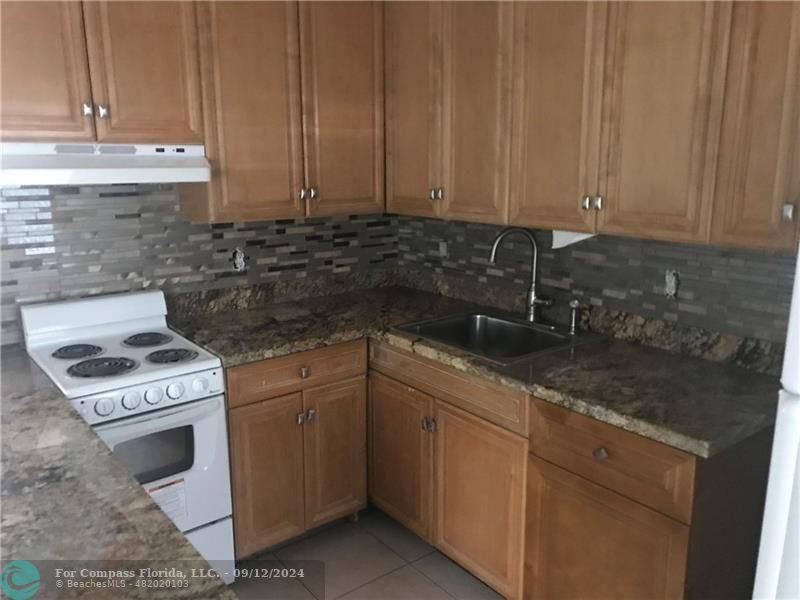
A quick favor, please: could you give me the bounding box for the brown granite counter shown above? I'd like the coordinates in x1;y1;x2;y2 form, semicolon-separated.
170;286;779;458
0;344;236;599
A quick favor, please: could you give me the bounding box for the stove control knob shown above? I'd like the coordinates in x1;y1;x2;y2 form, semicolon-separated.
144;387;163;405
94;397;115;417
121;392;141;410
166;382;185;400
192;378;209;394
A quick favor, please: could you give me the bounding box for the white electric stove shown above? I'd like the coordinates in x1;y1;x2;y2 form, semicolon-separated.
20;290;235;584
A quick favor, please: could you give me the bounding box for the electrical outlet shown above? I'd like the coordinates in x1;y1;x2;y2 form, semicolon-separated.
665;269;679;299
230;247;248;273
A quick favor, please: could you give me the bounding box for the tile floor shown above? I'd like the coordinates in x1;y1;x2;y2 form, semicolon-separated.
230;508;503;600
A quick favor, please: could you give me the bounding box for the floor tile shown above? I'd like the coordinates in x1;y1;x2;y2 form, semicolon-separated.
413;552;503;600
357;510;435;562
230;553;316;600
340;564;452;600
275;521;405;599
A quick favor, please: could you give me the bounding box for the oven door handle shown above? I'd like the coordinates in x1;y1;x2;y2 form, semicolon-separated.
94;396;223;437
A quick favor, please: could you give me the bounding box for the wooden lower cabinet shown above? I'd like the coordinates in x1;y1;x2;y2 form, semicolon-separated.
303;377;367;528
228;343;368;558
525;455;689;600
368;371;434;540
435;402;528;600
229;392;306;558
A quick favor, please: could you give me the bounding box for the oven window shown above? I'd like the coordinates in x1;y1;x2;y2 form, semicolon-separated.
113;425;195;484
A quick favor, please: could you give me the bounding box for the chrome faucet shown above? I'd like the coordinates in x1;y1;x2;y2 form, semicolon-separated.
488;227;552;323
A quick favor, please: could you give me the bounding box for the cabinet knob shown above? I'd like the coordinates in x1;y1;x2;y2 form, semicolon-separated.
296;412;305;425
592;446;609;461
299;188;307;200
593;195;604;211
581;195;592;210
306;408;317;422
308;187;319;200
299;366;309;379
436;188;444;201
82;103;93;117
429;188;437;201
95;104;109;119
782;203;795;223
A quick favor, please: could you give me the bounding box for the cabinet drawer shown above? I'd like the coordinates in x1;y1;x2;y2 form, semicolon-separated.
530;398;696;523
369;341;529;436
227;340;367;409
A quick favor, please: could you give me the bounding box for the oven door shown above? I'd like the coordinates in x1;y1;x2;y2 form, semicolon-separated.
94;395;232;533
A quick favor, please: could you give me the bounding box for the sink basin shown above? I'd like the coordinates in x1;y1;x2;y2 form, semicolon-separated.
397;313;573;365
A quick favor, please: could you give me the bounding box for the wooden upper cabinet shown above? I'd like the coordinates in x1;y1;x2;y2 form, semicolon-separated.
82;2;203;143
525;456;689;600
440;2;515;224
368;372;434;541
0;2;95;141
299;1;384;216
385;2;442;218
597;2;732;243
303;377;367;529
182;2;305;223
509;2;606;232
711;2;800;251
229;393;305;558
434;401;527;600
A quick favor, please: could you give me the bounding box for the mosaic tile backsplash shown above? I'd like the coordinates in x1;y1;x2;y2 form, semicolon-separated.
396;216;796;345
0;184;396;344
1;183;796;355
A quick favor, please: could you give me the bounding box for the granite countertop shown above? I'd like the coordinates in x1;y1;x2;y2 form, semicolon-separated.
171;286;779;458
0;345;236;599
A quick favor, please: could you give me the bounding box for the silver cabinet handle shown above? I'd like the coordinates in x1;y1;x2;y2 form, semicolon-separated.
299;366;309;379
429;188;436;201
296;412;306;425
592;447;609;461
436;188;444;201
299;188;308;200
581;195;592;210
95;104;109;119
783;203;795;223
306;408;317;422
428;418;437;433
308;187;319;200
82;103;93;117
593;195;604;210
421;417;428;431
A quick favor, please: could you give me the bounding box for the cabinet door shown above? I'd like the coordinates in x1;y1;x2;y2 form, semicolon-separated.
525;456;689;600
82;1;203;143
229;393;305;558
509;2;606;232
303;377;367;528
434;401;527;600
710;2;800;251
182;2;305;223
385;1;443;218
440;2;515;224
368;372;434;540
597;2;732;242
0;2;95;141
300;1;384;216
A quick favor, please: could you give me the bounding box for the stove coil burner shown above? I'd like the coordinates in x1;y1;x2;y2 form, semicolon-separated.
146;349;199;364
52;344;104;360
67;357;139;378
123;332;174;347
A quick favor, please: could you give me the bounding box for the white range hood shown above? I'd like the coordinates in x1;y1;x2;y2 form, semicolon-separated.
0;142;211;186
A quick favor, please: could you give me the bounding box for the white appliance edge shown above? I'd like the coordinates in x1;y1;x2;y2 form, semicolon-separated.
754;241;800;599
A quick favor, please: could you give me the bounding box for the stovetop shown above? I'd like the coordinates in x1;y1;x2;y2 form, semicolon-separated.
27;326;221;399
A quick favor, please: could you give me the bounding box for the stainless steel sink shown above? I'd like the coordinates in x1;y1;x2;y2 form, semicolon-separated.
397;313;574;365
